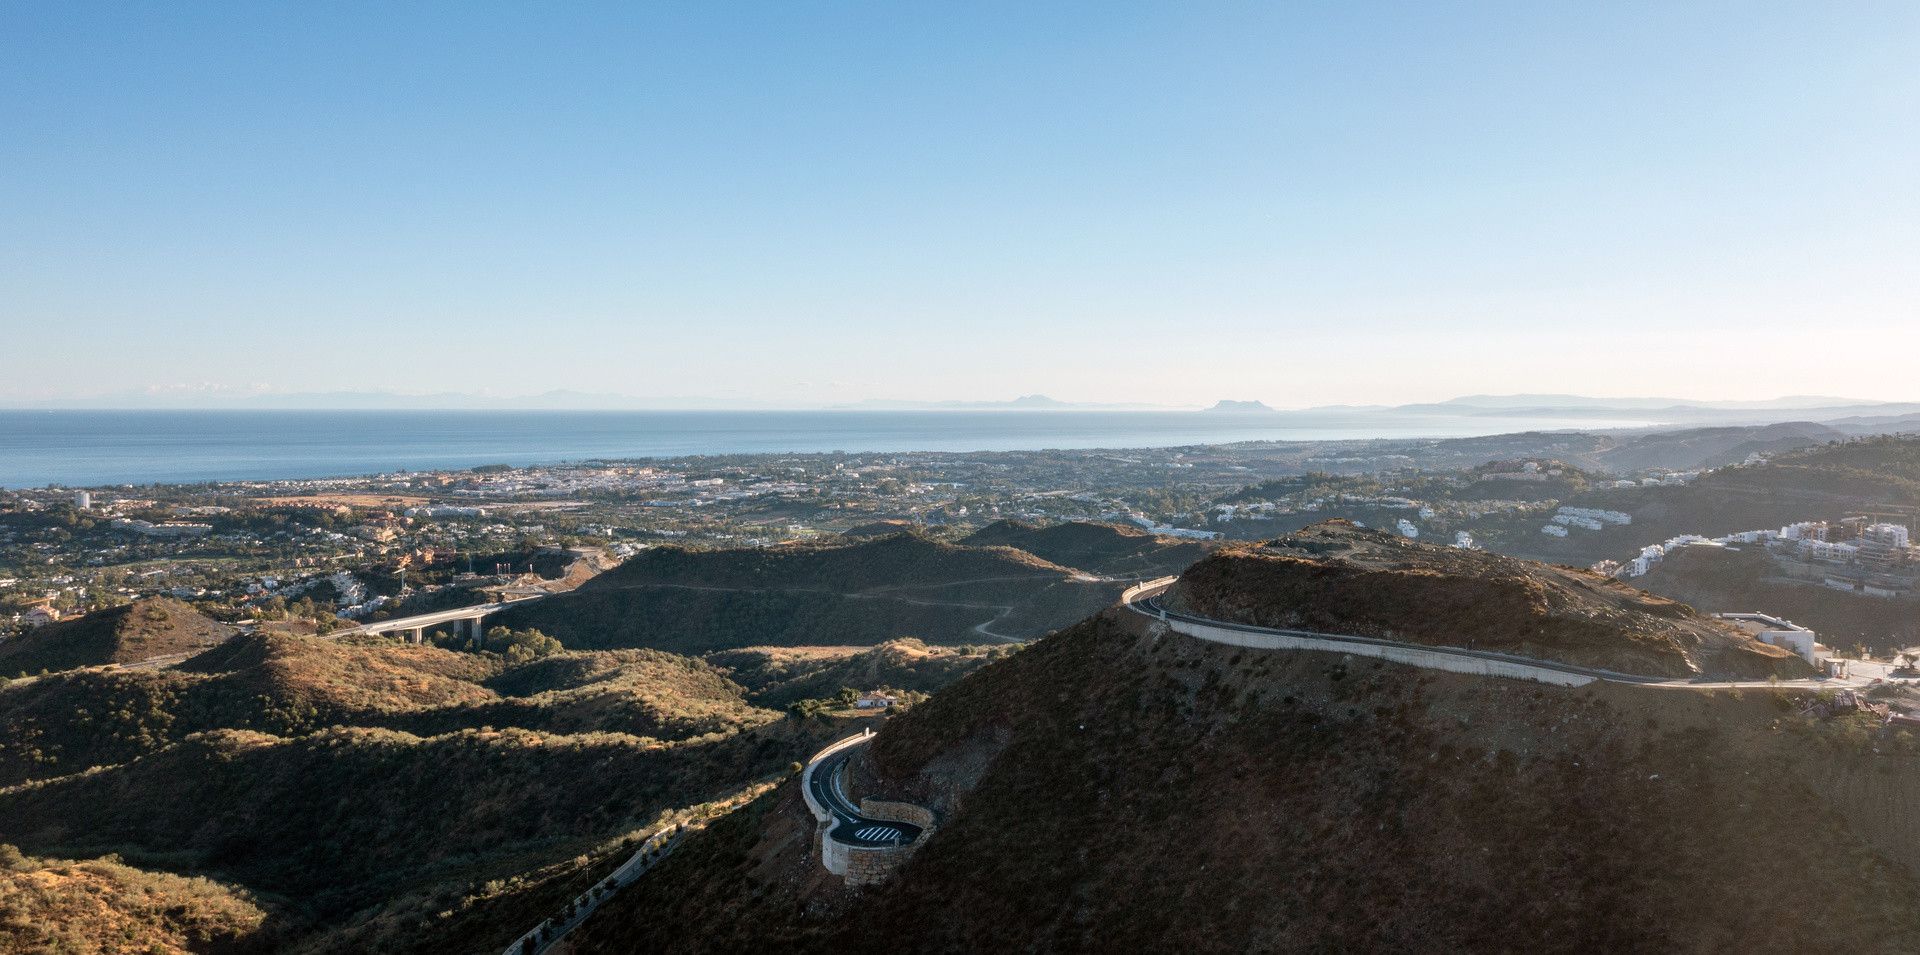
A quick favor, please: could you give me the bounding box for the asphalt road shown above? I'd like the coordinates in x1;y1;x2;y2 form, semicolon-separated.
807;744;923;847
1126;582;1870;690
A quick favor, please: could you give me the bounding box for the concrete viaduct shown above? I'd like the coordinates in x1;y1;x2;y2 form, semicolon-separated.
333;593;546;645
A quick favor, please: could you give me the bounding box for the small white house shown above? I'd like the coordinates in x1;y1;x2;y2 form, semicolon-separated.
1716;612;1828;666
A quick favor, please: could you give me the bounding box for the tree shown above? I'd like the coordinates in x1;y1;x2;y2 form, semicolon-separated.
483;625;563;661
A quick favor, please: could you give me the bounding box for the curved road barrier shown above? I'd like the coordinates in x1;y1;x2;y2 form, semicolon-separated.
1121;577;1851;690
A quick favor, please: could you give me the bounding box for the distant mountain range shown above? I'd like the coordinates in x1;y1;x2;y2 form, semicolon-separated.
9;390;1919;431
13;389;793;411
833;395;1180;411
1417;393;1890;412
1200;399;1279;414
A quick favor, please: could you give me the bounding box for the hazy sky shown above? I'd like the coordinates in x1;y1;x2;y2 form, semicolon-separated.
3;2;1916;408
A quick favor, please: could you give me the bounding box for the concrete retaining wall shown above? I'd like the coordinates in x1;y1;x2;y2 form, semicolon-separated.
800;730;873;824
1164;616;1599;687
1124;576;1600;687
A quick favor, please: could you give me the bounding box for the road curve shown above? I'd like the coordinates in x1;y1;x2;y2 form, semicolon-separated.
1123;576;1849;690
804;733;924;848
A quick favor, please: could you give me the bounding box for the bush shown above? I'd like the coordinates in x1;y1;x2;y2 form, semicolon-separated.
484;626;565;662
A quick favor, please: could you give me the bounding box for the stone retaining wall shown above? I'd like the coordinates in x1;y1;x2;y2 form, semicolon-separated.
859;798;936;830
837;841;914;885
803;731;936;886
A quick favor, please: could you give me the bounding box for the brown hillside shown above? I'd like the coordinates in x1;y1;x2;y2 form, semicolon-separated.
380;649;774;739
491;533;1113;653
573;610;1920;953
0;633;776;788
961;519;1215;577
706;639;1011;707
839;520;919;538
0;598;233;676
584;533;1077;591
1168;521;1807;679
0;717;849;953
183;632;501;711
0;845;270;954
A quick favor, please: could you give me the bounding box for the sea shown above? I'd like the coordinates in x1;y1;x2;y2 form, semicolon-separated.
0;409;1657;488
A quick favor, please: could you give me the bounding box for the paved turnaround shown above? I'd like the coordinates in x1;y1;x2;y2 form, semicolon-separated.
1123;576;1869;690
806;735;924;847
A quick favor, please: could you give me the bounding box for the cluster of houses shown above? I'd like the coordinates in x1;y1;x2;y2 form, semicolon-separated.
109;518;212;538
1618;519;1918;597
1541;506;1633;537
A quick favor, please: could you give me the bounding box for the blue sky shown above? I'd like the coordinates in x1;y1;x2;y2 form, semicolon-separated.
2;2;1916;408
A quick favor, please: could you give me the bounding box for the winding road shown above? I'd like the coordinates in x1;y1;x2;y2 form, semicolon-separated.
1123;576;1876;690
806;735;923;847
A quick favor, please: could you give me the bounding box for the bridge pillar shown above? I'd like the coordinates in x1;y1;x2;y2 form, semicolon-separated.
407;627;425;645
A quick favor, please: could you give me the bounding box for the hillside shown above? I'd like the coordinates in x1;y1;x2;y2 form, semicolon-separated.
1501;435;1920;566
0;597;233;676
491;533;1115;653
0;845;270;954
1590;422;1844;473
960;520;1215;577
706;639;1013;708
0;719;846;952
1703;435;1920;504
0;632;783;787
379;648;774;739
0;625;883;952
572;609;1920;953
1167;522;1806;679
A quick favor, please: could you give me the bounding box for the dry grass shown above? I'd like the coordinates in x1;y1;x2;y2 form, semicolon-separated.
0;845;268;954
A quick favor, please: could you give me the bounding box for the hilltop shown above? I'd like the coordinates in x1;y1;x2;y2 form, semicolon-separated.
573;606;1920;952
0;631;780;787
1167;522;1807;679
706;639;1013;708
1586;422;1845;473
0;597;232;676
489;532;1116;653
1691;435;1920;504
960;520;1215;577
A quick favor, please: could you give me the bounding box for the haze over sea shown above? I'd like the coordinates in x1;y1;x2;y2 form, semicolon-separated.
0;409;1658;488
